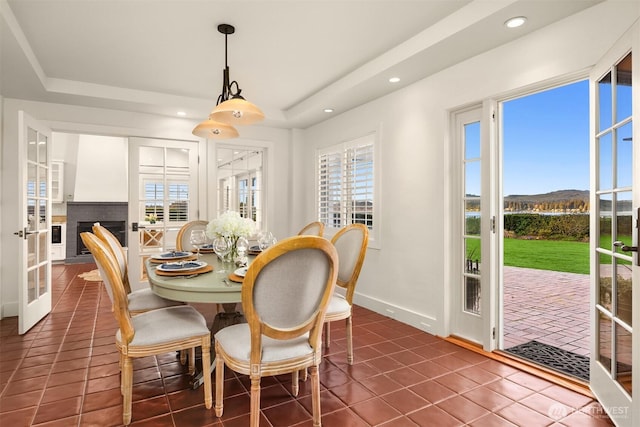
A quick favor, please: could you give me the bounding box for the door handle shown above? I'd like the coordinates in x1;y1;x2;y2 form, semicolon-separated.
613;241;638;252
13;227;36;239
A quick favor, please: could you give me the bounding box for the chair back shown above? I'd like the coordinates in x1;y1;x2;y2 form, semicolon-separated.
297;221;325;237
176;220;209;251
241;235;338;365
92;223;131;293
330;224;369;304
81;232;134;343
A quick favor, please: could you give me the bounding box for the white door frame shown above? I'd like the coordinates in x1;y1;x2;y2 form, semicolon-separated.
448;103;497;350
127;137;200;289
589;22;638;427
17;111;53;334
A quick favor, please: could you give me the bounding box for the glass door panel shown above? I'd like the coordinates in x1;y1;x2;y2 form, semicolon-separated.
18;111;52;333
128;138;199;286
451;107;486;345
590;37;635;425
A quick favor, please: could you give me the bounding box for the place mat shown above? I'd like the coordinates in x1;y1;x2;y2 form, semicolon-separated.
197;248;215;253
228;273;244;283
156;264;214;277
149;254;197;263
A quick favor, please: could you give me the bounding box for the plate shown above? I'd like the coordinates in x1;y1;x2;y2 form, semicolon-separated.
157;261;207;273
151;251;192;260
234;267;248;277
249;245;261;252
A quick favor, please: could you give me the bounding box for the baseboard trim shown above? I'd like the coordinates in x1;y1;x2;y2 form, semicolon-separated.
354;292;438;336
444;335;593;398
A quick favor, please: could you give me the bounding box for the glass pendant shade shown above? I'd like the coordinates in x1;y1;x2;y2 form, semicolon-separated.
192;118;239;139
209;97;265;125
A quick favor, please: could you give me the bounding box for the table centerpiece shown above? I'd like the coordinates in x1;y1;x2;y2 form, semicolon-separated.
206;211;256;263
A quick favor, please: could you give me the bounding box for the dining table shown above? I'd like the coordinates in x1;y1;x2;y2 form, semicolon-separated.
145;252;244;304
145;251;251;388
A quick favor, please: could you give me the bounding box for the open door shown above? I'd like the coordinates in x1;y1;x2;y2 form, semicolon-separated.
16;111;53;334
127;137;199;289
589;23;638;426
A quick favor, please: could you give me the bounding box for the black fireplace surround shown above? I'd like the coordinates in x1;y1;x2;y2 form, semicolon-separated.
66;202;128;263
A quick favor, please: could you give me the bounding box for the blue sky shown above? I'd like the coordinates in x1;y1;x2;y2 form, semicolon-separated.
502;80;590;196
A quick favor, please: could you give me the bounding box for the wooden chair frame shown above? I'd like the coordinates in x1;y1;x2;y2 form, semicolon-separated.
214;235;338;427
323;223;369;364
92;223;183;316
176;220;209;251
81;232;212;425
297;221;325;237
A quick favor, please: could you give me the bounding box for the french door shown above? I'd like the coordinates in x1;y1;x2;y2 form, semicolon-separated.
450;105;496;349
17;111;52;334
589;23;638;426
127;138;199;289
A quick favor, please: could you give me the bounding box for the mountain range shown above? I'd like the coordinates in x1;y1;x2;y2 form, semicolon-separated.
504;189;589;213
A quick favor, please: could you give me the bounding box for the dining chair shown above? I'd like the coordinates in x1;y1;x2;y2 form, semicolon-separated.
323;223;369;364
81;232;212;426
214;235;338;427
176;220;209;251
297;221;325;237
92;223;183;315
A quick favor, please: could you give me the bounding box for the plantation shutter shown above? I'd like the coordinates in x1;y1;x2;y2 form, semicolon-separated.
317;135;374;229
318;150;343;227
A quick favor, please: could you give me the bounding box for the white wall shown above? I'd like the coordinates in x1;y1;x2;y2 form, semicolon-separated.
73;135;128;202
295;1;640;337
0;99;292;317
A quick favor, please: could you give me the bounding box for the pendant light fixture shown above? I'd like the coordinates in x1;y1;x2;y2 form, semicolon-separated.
192;118;239;139
192;23;263;139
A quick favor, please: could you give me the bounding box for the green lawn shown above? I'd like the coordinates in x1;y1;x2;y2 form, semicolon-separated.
466;235;633;275
504;238;590;274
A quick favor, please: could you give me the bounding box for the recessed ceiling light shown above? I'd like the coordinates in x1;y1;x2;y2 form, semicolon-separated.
324;108;334;113
505;16;527;28
389;77;400;83
177;111;187;116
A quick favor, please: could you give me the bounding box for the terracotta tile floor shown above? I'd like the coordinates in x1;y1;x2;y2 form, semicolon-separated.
0;263;614;426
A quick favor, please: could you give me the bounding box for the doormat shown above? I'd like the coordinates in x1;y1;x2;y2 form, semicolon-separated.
78;269;101;281
505;340;589;382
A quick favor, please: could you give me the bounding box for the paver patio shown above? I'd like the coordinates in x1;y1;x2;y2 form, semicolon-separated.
503;266;590;357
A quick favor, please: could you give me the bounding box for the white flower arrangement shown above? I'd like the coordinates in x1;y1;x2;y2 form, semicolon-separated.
206;211;256;240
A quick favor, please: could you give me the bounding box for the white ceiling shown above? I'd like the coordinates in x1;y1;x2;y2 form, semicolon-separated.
0;0;603;129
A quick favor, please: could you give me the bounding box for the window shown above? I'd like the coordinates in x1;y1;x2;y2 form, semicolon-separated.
217;147;264;230
317;134;375;237
143;181;189;222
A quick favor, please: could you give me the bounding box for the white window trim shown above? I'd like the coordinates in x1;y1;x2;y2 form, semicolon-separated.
315;131;380;248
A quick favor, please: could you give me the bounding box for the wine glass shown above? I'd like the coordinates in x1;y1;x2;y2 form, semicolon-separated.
236;236;249;266
258;231;276;251
212;236;231;272
190;229;207;259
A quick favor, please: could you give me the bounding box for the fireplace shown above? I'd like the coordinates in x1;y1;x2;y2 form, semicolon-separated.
66;202;128;263
76;221;126;255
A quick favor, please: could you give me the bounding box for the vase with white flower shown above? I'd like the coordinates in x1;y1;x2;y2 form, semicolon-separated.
206;211;256;264
145;213;158;224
